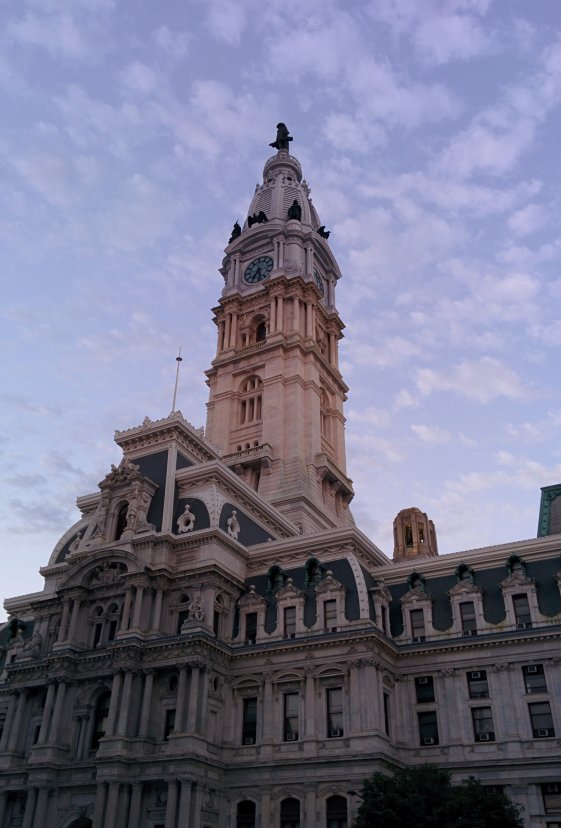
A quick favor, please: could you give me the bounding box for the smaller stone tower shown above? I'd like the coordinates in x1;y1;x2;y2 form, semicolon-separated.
393;507;438;561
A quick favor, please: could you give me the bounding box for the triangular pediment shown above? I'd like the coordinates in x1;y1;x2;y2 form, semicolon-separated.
448;580;482;597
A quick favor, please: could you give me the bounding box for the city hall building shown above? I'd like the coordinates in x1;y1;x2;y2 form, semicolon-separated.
1;129;561;828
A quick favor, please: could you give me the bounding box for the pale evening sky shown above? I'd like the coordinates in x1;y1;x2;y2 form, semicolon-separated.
2;0;561;618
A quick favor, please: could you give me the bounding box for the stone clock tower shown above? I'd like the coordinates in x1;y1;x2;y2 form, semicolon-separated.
205;125;354;532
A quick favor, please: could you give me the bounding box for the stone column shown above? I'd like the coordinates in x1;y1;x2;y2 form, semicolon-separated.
74;714;85;760
48;681;67;744
191;783;203;827
57;600;71;643
262;674;273;743
131;586;145;630
37;682;56;744
304;670;315;737
229;312;238;348
106;671;123;736
68;597;82;643
8;689;27;751
349;661;361;734
178;780;192;825
0;694;17;752
138;671;154;738
260;791;271;826
151;588;164;633
198;668;209;736
92;782;107;828
32;788;49;828
270;297;276;332
121;587;134;631
186;667;200;732
164;780;178;828
117;671;133;736
22;788;37;828
104;782;120;828
175;666;189;733
224;314;231;351
276;296;284;332
306;302;313;338
0;791;7;828
304;790;316;826
127;783;143;828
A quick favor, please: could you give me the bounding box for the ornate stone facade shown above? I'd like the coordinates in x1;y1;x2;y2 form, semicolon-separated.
1;134;561;828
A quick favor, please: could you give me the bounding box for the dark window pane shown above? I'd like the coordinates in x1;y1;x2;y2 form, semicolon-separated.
415;676;435;703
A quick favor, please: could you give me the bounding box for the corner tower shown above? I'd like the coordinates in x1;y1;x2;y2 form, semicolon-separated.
205;125;354;532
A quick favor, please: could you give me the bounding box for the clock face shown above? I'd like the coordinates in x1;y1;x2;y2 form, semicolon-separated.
244;256;274;284
313;268;325;296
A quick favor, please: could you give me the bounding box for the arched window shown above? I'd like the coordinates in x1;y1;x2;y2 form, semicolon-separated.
90;691;111;751
92;606;104;648
106;603;120;641
281;797;300;828
256;321;267;342
239;376;263;425
236;800;256;828
326;795;347;828
115;503;128;540
177;594;190;633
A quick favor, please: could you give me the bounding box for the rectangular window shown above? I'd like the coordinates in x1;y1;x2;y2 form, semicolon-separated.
460;601;477;634
529;702;555;737
467;670;489;699
163;708;176;740
213;610;220;638
383;692;390;736
472;706;495;741
327;687;344;737
242;697;257;744
177;610;189;634
284;607;296;638
93;623;103;648
410;609;425;640
245;613;257;645
542;784;561;814
324;600;337;632
283;692;299;741
415;676;435;703
523;664;547;694
107;619;118;641
512;593;532;628
418;710;439;745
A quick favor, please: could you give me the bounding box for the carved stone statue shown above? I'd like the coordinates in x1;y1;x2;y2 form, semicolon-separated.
177;503;196;534
317;225;331;239
229;221;241;243
22;632;43;659
269;123;293;151
69;531;83;554
227;510;241;540
287;200;302;221
188;596;204;623
247;211;269;228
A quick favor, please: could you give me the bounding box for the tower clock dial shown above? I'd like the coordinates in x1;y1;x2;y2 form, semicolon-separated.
313;267;325;296
244;256;274;284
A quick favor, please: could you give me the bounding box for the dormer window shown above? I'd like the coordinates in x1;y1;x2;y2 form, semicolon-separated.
513;593;532;628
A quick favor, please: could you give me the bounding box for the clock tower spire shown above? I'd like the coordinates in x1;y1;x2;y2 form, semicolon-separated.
205;126;354;532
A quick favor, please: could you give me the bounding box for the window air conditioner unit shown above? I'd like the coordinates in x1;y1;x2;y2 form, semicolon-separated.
546;785;560;793
243;736;255;745
329;627;338;633
422;737;436;745
526;665;538;673
536;729;549;737
411;636;424;643
469;671;481;680
463;629;478;636
517;622;532;629
329;728;343;737
286;733;298;741
418;677;429;685
477;733;491;741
